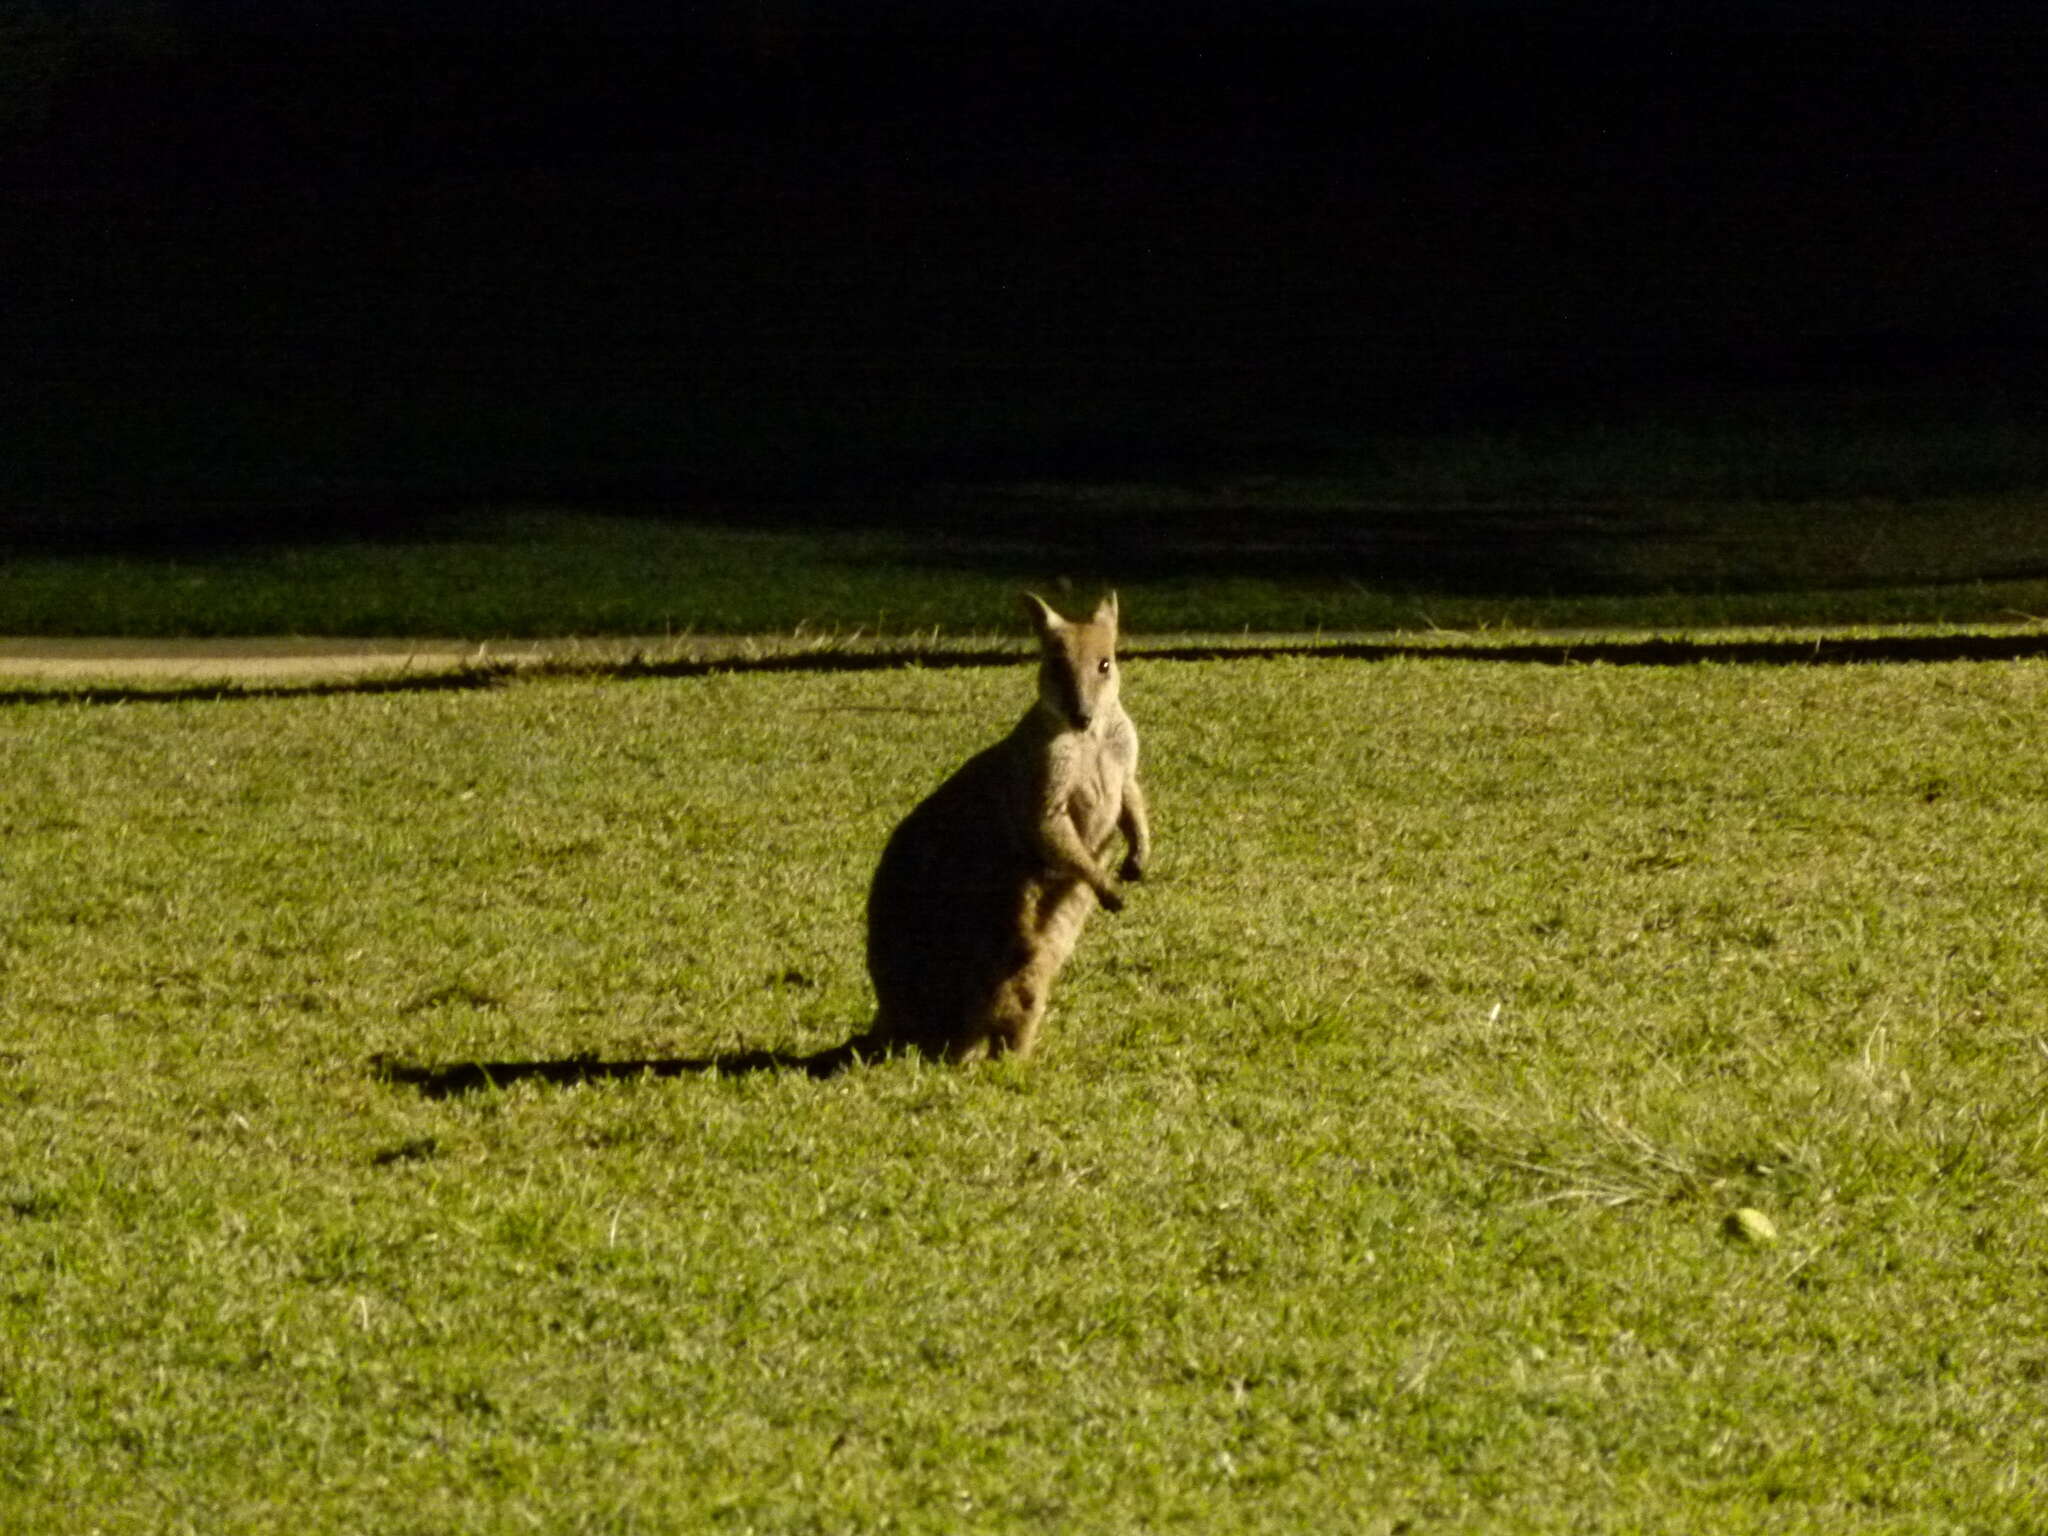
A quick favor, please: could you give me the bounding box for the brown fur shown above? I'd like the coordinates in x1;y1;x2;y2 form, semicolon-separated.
859;592;1151;1062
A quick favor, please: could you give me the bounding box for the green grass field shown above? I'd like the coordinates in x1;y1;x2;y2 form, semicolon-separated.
7;372;2048;641
6;650;2047;1531
9;497;2048;642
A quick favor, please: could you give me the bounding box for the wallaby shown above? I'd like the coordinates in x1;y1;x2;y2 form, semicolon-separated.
857;591;1151;1062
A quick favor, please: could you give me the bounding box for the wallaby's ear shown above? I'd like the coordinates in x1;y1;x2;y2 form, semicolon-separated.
1093;591;1120;631
1020;592;1065;639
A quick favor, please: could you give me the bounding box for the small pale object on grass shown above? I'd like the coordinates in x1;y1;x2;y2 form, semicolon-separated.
1724;1207;1778;1245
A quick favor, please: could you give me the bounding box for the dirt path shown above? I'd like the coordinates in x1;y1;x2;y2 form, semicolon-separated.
0;637;668;684
13;624;2048;696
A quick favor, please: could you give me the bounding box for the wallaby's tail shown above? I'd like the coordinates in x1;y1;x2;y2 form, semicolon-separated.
792;1042;862;1078
796;1025;899;1078
371;1029;898;1096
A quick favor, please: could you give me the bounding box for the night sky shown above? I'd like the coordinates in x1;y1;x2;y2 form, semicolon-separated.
6;0;2047;498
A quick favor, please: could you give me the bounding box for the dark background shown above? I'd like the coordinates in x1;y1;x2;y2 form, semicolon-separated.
6;0;2047;536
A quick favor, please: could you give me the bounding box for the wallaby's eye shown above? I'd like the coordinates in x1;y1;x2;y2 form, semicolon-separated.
1097;658;1112;675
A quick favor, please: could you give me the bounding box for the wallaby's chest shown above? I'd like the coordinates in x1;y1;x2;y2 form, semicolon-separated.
1047;717;1135;844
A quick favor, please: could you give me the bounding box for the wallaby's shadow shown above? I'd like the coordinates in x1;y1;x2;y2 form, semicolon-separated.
371;1037;882;1099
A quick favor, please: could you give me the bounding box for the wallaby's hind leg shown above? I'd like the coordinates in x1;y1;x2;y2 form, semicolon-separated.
939;950;1036;1062
981;882;1098;1059
980;971;1047;1060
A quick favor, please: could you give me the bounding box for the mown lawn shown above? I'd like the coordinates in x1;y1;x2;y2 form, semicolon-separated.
9;499;2048;641
5;651;2047;1531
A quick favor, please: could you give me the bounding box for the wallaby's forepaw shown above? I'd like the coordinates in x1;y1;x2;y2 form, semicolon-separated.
1098;885;1126;914
1118;854;1145;883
